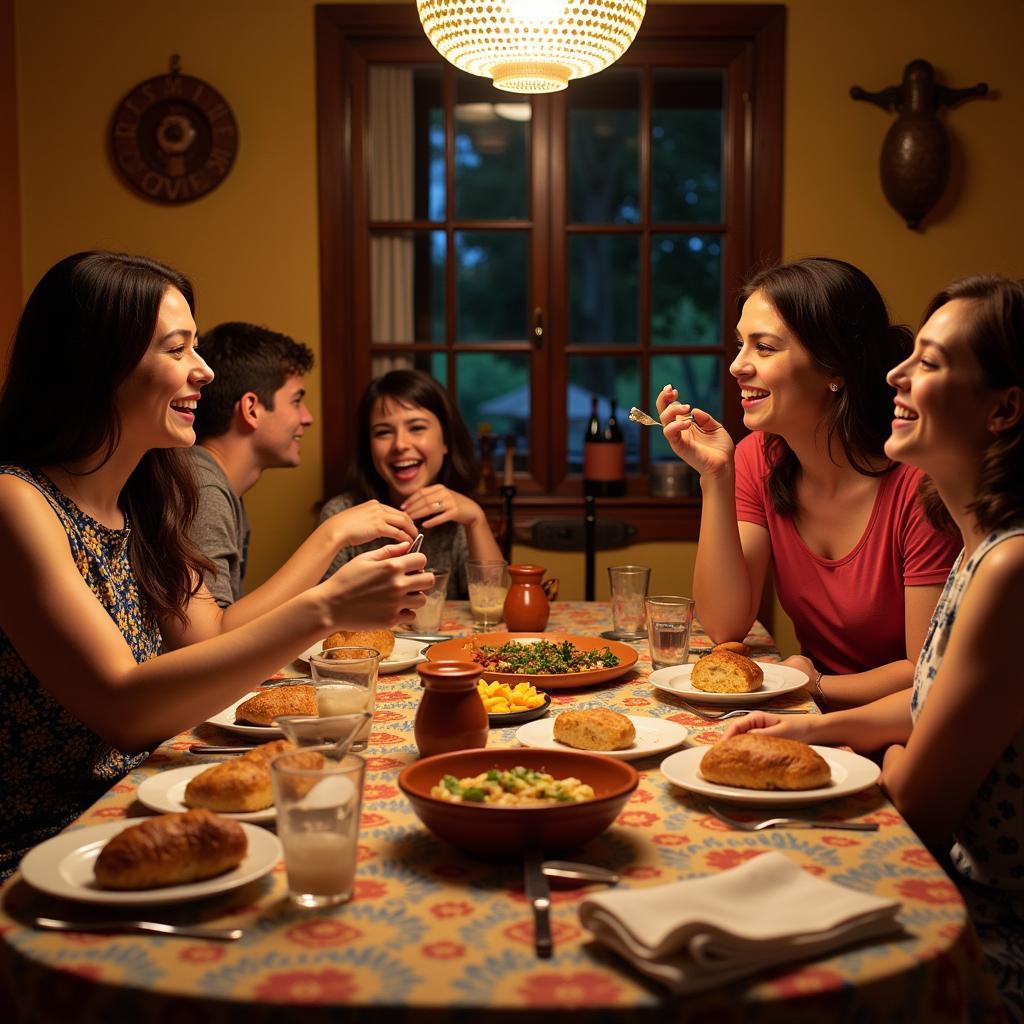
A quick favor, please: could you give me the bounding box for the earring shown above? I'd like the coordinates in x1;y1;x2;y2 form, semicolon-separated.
829;382;839;392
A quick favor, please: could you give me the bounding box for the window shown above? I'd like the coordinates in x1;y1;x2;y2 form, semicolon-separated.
316;4;784;536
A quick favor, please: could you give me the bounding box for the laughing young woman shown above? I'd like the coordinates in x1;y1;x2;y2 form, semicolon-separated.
658;258;960;708
723;276;1024;1017
321;369;501;596
0;252;431;877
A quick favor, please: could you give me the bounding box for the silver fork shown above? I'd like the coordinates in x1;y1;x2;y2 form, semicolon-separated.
707;802;879;832
629;406;702;431
675;698;809;721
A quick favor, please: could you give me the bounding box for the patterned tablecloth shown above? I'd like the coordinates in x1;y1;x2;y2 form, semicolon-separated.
0;603;1004;1023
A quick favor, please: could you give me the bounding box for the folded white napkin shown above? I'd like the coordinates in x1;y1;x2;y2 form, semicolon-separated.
578;851;901;994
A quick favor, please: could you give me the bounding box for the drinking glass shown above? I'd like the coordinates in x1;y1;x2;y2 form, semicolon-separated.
467;559;510;629
273;713;372;751
307;646;381;752
412;568;450;633
270;746;366;908
644;595;694;668
607;565;651;639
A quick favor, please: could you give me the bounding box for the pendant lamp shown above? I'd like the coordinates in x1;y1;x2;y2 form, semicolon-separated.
416;0;647;94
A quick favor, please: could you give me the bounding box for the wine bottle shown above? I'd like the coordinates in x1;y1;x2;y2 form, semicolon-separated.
603;399;626;497
583;394;604;497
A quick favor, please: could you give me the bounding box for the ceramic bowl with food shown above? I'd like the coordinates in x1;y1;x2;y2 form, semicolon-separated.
398;747;638;856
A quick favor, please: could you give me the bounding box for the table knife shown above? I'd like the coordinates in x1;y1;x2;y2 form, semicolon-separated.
524;852;553;959
188;744;257;754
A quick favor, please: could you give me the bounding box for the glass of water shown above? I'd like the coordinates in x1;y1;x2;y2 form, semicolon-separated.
644;595;694;668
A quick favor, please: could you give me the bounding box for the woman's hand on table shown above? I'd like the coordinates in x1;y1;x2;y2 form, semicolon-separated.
721;710;815;742
656;384;734;478
783;654;817;683
402;484;485;530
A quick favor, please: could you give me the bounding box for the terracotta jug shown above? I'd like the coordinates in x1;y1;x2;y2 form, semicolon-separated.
414;661;488;758
503;564;558;632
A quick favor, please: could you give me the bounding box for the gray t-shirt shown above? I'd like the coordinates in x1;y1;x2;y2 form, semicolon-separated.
186;447;250;607
320;492;469;598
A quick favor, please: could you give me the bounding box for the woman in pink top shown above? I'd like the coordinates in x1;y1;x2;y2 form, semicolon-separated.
658;257;960;707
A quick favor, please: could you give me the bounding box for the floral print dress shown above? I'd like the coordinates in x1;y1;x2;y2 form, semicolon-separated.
911;525;1024;1019
0;466;161;878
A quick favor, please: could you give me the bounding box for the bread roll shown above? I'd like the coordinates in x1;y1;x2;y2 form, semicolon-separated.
94;809;247;890
553;709;636;751
691;650;763;693
699;734;831;791
322;630;395;659
235;685;317;725
713;641;750;657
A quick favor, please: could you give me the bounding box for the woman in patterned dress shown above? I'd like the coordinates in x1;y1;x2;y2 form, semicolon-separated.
725;275;1024;1017
0;252;431;876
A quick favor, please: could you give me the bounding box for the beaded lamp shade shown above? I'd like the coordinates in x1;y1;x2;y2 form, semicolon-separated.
416;0;647;94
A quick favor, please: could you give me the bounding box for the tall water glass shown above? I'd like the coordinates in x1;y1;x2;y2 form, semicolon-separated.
608;565;651;639
412;568;450;633
467;559;510;629
308;646;381;751
644;595;694;668
271;746;366;908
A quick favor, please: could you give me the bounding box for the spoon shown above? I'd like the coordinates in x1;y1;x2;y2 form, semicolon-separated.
541;860;620;885
629;406;705;433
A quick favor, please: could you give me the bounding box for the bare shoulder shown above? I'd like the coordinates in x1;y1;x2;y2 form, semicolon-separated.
972;536;1024;590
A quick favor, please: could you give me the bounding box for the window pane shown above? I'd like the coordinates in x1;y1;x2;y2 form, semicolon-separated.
369;66;444;222
455;76;530;220
569;234;640;345
652;70;724;223
566;356;641;473
649;354;721;461
650;234;722;346
370;231;446;343
456;353;530;471
455;231;529;341
569;70;640;225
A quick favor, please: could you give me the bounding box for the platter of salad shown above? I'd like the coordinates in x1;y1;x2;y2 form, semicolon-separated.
426;633;638;690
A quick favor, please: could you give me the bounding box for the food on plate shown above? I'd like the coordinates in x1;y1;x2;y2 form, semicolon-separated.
235;685;317;725
322;629;395;659
699;734;831;791
691;650;764;693
712;641;750;657
430;766;595;806
471;639;619;675
477;679;546;714
553;709;636;751
184;739;325;812
93;809;248;889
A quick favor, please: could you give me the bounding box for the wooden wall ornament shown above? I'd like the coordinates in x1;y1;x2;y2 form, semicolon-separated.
111;55;238;204
851;60;988;230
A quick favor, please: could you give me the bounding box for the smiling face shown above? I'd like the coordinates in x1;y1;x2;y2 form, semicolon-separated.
369;397;447;502
885;299;994;477
253;374;313;468
730;290;837;438
114;287;213;451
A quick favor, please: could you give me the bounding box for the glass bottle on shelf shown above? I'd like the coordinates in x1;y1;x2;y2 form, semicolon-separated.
603;399;626;497
583;394;605;497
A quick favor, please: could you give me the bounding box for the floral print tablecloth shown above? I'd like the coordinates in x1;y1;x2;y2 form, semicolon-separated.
0;603;1005;1023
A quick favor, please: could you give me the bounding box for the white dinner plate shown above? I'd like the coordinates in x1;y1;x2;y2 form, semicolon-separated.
137;765;276;823
659;745;881;807
206;693;282;737
516;715;689;761
297;636;428;674
649;662;809;706
20;819;281;905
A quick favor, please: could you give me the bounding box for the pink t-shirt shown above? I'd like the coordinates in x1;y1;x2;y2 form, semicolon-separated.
734;433;960;675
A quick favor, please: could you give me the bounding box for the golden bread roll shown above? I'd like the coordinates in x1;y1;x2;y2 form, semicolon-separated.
691;650;764;693
235;685;317;726
94;809;247;890
184;757;274;812
553;709;636;751
713;641;750;657
699;734;832;791
322;629;395;659
241;738;296;766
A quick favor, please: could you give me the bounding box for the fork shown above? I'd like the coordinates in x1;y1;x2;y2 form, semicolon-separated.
629;406;702;430
675;698;810;721
706;802;878;832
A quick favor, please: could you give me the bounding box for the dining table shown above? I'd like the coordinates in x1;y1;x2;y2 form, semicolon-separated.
0;601;1006;1023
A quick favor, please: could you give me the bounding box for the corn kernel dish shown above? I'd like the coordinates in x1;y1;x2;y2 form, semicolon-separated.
477;679;544;714
430;766;595;806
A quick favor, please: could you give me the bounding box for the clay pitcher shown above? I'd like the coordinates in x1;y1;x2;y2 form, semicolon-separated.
503;564;558;632
414;661;488;758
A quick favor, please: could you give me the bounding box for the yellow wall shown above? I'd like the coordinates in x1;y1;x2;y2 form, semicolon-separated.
13;0;1024;656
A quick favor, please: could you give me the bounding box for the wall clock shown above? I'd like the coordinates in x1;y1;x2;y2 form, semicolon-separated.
111;55;238;204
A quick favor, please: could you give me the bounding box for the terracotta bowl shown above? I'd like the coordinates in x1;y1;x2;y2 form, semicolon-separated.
398;747;639;856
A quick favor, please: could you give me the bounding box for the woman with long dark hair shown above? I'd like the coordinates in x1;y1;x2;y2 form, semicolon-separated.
0;252;429;877
658;257;960;706
321;369;501;596
724;276;1024;1017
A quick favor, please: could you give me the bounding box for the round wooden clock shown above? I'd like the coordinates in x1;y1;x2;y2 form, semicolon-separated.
111;56;238;204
